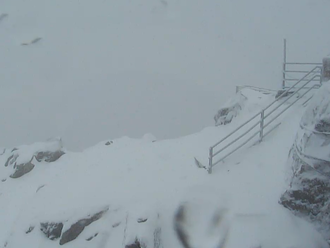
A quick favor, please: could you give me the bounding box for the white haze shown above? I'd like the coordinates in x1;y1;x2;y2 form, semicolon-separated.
0;0;330;150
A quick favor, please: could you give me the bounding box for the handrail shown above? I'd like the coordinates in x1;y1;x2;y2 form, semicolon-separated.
207;67;322;174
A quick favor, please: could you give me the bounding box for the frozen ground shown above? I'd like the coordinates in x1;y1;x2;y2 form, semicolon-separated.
0;88;327;248
0;0;330;150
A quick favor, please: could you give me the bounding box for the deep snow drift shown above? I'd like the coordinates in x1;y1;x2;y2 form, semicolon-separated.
0;0;330;150
0;88;328;248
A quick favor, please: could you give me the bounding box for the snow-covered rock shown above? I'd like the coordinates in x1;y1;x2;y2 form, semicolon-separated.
2;138;65;179
280;83;330;242
214;91;247;126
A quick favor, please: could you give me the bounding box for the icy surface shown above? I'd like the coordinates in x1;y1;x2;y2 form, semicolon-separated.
0;89;327;248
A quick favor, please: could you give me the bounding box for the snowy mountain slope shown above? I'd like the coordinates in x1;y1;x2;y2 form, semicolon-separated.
0;0;330;150
0;88;327;248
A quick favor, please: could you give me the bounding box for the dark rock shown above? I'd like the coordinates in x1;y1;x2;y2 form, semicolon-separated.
214;92;247;126
59;209;107;245
11;148;18;153
26;226;34;234
40;222;64;240
112;222;121;228
10;161;35;179
35;150;65;163
280;148;330;240
275;90;294;99
126;239;143;248
1;178;6;182
315;119;330;133
137;218;148;223
86;233;98;241
5;154;16;167
105;141;113;146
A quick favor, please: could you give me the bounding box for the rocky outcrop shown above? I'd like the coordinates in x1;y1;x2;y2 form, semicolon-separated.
10;159;35;179
60;209;108;245
4;138;65;179
280;83;330;241
40;222;64;240
214;91;247;126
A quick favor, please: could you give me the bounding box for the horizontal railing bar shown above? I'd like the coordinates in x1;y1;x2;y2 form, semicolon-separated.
284;70;319;73
263;66;321;112
210;112;260;149
212;129;260;167
284;62;322;65
284;79;320;82
264;75;320;120
212;119;261;158
283;86;320;89
212;66;320;150
263;83;317;130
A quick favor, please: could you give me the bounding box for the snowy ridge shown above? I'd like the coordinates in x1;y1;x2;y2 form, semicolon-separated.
0;88;327;248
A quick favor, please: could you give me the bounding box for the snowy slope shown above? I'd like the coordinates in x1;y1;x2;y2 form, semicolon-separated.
0;88;327;248
0;0;330;150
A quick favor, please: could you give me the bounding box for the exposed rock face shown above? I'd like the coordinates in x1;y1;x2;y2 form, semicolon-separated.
35;150;65;163
214;91;247;126
280;83;330;241
59;209;108;245
10;160;35;179
3;138;65;178
40;222;64;240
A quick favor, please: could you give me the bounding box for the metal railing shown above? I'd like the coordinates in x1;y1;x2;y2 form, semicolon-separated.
282;39;322;88
208;66;322;174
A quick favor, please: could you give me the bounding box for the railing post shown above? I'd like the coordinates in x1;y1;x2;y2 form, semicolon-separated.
208;147;213;174
260;110;265;142
282;39;287;89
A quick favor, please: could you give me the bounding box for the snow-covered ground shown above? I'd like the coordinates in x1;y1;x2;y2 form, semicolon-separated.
0;88;327;248
0;0;330;150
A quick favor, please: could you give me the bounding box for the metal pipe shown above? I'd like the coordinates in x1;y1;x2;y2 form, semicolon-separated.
264;75;320;120
212;129;261;166
263;82;318;130
208;148;213;174
284;70;319;73
282;39;286;89
284;62;322;65
259;110;264;141
210;112;260;149
264;66;321;112
212;120;261;157
284;78;321;82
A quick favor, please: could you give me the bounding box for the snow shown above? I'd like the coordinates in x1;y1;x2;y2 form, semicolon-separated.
0;88;328;248
0;0;330;247
0;0;330;151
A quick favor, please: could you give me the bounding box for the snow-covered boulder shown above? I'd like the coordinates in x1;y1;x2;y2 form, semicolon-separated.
214;91;247;126
3;138;65;179
280;83;330;242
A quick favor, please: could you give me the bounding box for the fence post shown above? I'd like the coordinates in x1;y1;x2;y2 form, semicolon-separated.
282;39;287;89
322;57;330;82
208;147;213;174
259;110;265;142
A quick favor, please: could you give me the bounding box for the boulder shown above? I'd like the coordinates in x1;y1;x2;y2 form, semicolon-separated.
40;222;64;240
10;159;35;179
59;209;107;245
214;91;247;126
4;138;65;178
